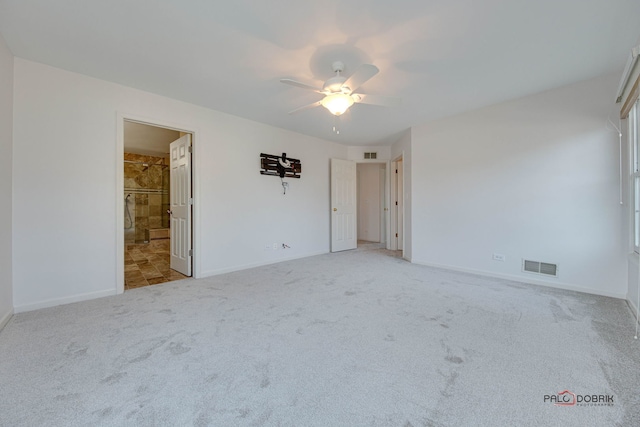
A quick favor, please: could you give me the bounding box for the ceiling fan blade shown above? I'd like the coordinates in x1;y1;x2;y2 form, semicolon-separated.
342;64;379;94
353;93;401;108
280;78;323;93
288;100;322;114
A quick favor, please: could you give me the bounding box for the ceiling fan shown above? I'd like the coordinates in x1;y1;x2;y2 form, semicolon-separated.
280;61;400;116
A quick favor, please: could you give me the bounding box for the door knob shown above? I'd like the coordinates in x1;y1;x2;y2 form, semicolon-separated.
333;208;337;211
167;209;173;216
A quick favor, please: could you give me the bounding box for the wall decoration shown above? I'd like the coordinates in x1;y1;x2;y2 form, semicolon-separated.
260;152;301;194
260;152;301;178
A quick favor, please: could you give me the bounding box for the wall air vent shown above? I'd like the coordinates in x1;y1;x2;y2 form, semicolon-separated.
364;152;377;159
523;259;558;277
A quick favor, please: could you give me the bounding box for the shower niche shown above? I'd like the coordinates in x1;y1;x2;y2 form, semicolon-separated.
124;153;170;244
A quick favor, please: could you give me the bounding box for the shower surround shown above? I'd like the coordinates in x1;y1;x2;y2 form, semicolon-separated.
124;153;170;244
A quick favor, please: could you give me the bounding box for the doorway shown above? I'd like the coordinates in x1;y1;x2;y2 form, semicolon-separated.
356;163;387;248
122;120;193;290
330;158;392;253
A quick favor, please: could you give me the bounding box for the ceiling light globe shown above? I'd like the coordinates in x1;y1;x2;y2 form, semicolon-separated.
321;93;354;116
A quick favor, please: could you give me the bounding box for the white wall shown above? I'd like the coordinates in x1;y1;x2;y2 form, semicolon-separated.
410;73;626;298
12;59;347;312
0;34;13;327
391;130;412;260
357;163;384;242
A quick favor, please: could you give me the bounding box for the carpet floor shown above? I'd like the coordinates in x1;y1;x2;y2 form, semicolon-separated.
1;244;639;426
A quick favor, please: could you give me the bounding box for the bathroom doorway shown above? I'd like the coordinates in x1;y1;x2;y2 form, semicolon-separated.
123;120;193;290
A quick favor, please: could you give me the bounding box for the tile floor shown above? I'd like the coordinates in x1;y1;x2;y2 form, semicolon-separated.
124;239;189;290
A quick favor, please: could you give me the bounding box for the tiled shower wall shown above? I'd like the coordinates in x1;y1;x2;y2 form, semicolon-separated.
124;153;170;244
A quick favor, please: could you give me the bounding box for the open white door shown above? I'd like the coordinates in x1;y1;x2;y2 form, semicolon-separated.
169;134;192;276
380;166;386;245
397;159;404;252
331;158;357;252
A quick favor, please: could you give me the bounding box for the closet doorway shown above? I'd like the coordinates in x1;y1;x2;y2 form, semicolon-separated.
122;120;193;290
356;163;387;248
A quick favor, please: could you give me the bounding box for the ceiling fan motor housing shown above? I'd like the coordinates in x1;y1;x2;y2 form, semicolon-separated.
323;75;347;93
322;60;351;93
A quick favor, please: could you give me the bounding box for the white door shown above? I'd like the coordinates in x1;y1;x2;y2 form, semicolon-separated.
397;159;404;252
379;166;386;245
169;134;192;276
331;158;357;252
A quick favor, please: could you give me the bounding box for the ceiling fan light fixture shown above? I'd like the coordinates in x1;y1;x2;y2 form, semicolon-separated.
321;93;354;116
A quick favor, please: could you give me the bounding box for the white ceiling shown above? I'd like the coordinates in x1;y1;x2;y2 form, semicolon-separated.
124;121;180;156
1;0;639;146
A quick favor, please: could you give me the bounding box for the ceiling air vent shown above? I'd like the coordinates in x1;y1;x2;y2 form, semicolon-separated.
523;259;558;277
364;152;377;159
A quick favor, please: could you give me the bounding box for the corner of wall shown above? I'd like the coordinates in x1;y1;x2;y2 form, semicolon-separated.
0;308;14;331
0;31;15;328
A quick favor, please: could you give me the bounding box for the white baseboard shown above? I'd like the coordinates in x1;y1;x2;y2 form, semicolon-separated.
200;251;328;278
14;289;118;313
0;307;13;331
411;259;627;300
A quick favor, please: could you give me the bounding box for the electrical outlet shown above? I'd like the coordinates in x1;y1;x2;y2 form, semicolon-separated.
493;253;506;262
264;244;271;251
273;243;278;250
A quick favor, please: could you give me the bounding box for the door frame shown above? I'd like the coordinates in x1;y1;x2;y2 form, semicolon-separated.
390;155;404;255
116;112;198;294
355;161;390;246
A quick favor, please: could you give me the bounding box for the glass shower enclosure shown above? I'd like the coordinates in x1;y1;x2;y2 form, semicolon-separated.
124;154;170;244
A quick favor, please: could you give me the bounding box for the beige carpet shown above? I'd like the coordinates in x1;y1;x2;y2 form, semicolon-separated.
1;243;638;426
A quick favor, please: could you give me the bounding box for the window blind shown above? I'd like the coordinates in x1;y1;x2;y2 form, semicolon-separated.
619;45;640;119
